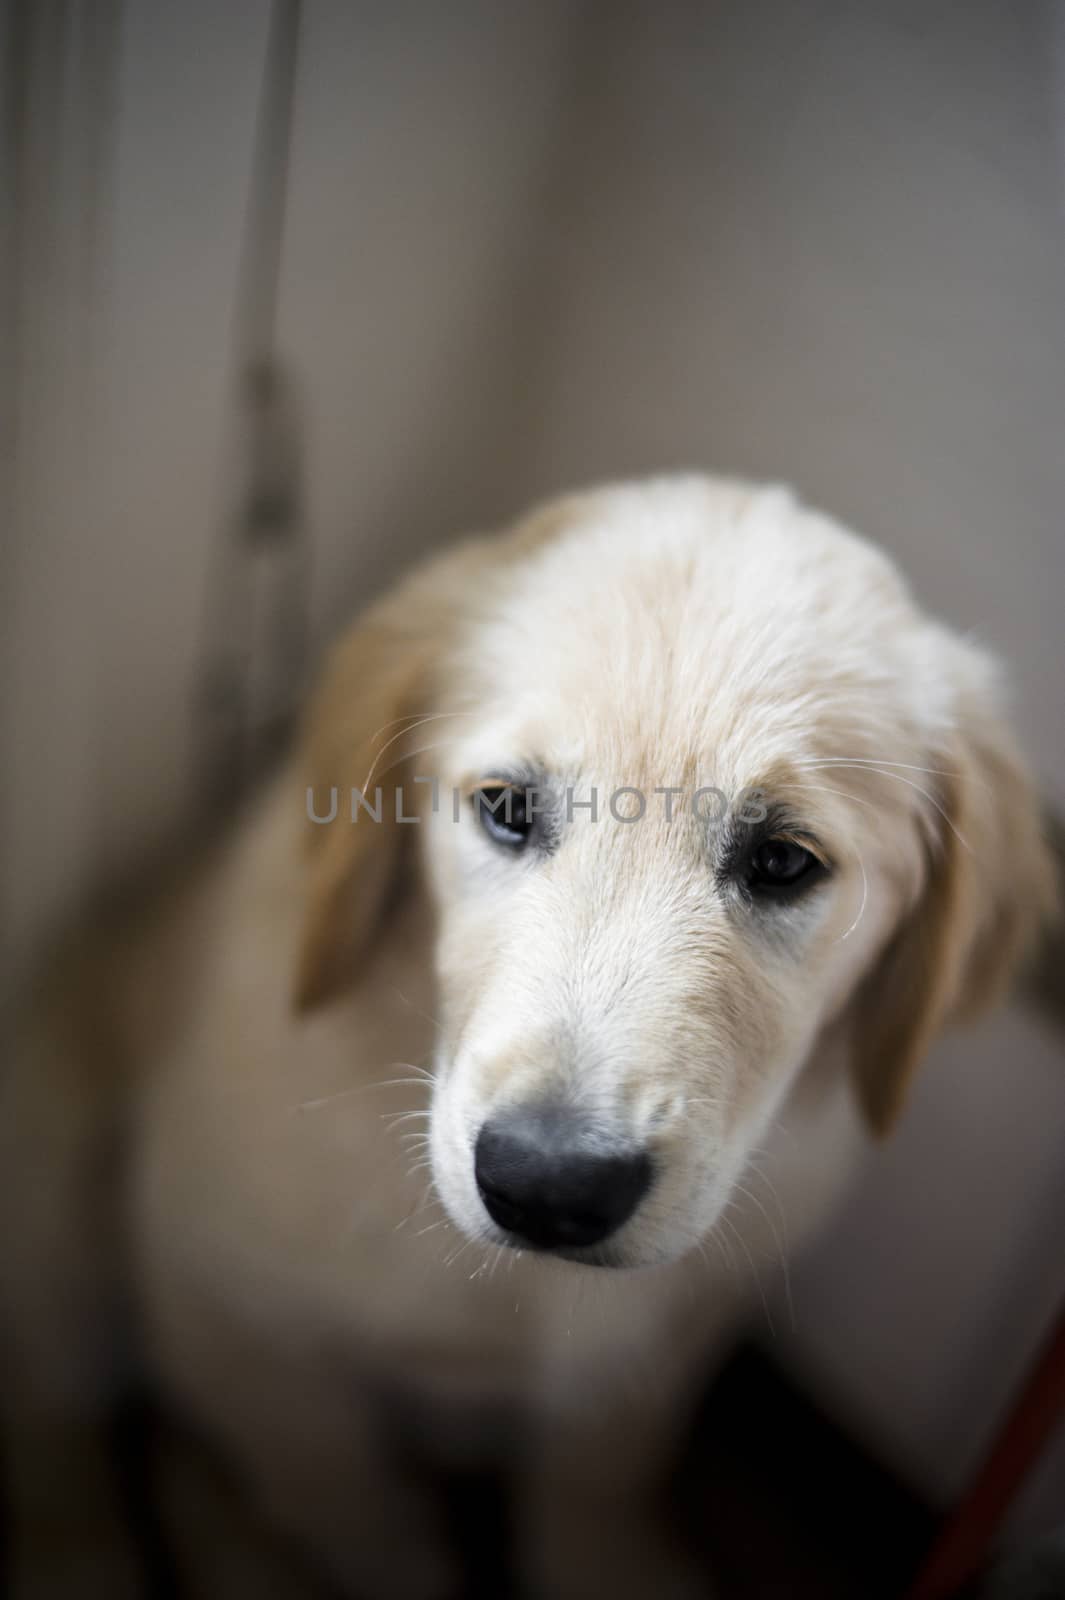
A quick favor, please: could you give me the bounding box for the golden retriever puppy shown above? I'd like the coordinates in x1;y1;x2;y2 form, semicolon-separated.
2;476;1053;1598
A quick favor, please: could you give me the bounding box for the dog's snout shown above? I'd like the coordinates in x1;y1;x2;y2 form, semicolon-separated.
474;1108;652;1252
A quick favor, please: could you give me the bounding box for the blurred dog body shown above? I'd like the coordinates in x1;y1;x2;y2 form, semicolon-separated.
2;477;1053;1598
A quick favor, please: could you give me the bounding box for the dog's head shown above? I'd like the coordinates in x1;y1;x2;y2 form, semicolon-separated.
294;478;1053;1267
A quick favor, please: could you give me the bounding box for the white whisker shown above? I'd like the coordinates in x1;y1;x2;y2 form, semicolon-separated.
721;1208;775;1338
776;780;881;814
732;1178;795;1334
793;762;972;851
362;712;471;790
443;1236;477;1271
795;756;962;778
381;1109;431;1129
838;842;869;942
369;710;474;746
387;987;447;1036
295;1071;434;1115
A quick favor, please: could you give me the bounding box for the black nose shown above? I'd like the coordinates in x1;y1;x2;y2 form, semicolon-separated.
474;1107;652;1251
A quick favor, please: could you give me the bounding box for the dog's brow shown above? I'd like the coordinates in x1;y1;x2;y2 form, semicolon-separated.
465;762;547;794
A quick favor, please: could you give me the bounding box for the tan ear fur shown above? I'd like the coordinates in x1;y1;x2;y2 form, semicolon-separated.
292;495;595;1012
292;538;496;1013
851;698;1057;1137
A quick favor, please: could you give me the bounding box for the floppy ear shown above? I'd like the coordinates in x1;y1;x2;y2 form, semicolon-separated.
292;538;491;1013
850;657;1057;1137
291;499;589;1014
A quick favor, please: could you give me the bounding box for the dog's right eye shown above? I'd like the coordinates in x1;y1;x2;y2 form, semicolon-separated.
472;785;533;850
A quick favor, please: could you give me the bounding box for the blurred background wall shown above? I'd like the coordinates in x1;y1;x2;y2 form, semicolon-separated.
4;0;1064;1533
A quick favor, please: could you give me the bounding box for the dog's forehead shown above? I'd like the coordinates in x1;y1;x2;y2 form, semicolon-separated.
455;480;928;778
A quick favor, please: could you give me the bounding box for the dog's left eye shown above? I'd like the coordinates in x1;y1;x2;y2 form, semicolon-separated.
473;785;532;850
748;838;819;891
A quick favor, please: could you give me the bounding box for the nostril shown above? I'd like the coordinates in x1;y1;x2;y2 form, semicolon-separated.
474;1110;652;1252
474;1175;527;1237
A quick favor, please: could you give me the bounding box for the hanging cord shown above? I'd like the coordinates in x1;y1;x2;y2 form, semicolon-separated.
1;0;121;996
196;0;309;809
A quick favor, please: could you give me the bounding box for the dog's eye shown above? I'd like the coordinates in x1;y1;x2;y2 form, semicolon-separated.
748;838;819;892
473;785;533;850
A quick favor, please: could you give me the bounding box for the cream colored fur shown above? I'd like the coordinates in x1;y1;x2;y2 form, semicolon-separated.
2;476;1053;1598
